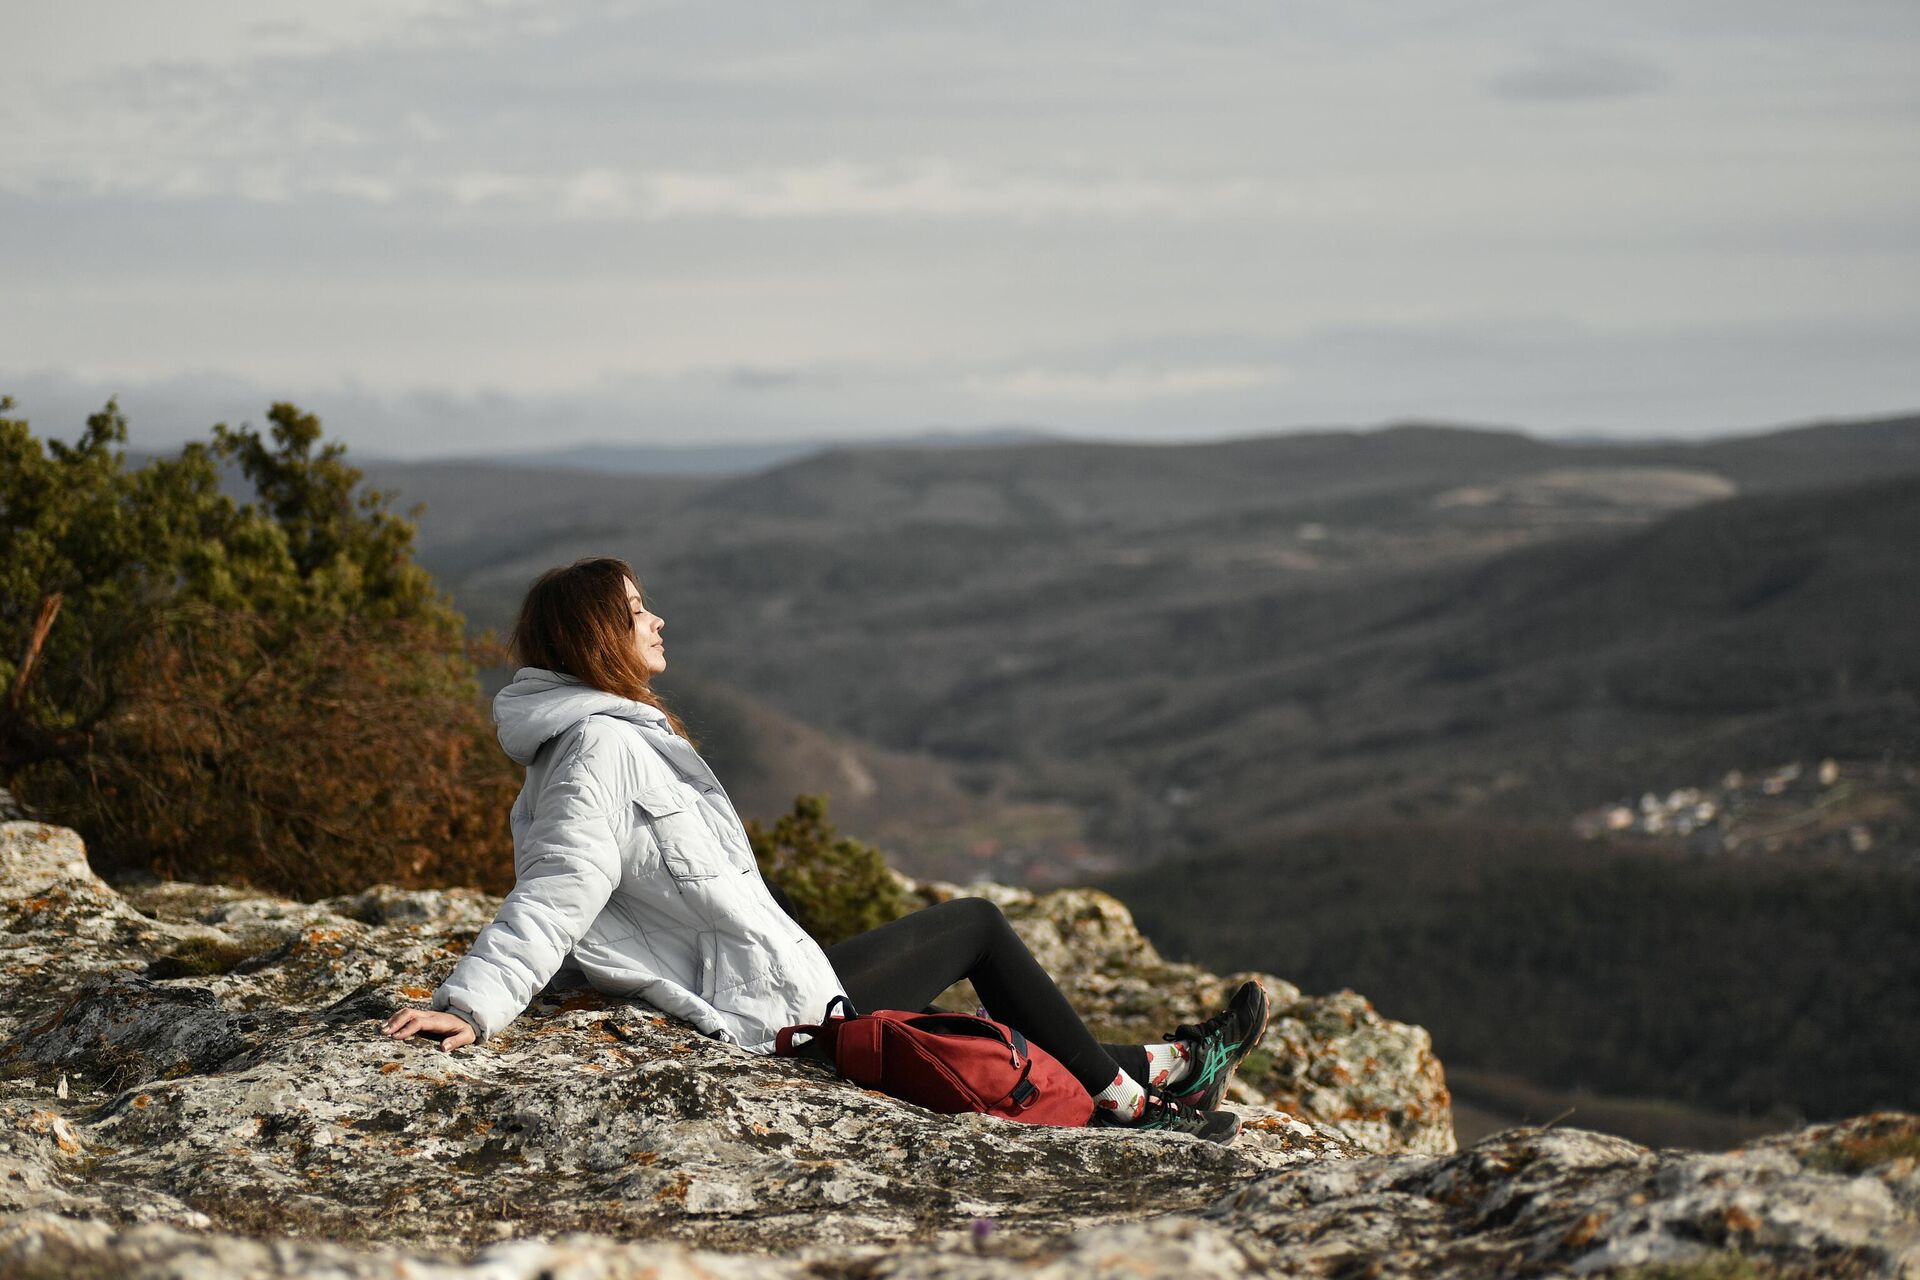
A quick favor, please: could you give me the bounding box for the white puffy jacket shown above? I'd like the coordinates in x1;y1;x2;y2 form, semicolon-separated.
429;667;848;1052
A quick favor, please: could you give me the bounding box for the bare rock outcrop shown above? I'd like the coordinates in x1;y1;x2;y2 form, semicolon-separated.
2;819;1916;1278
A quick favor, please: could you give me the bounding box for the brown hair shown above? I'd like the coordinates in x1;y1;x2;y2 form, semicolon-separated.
509;557;692;742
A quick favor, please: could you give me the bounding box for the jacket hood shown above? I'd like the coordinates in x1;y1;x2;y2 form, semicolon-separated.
493;667;667;766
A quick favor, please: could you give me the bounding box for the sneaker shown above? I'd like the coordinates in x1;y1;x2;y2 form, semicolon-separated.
1090;1086;1241;1144
1165;979;1271;1113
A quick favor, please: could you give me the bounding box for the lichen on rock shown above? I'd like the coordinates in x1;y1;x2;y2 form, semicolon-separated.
2;819;1916;1278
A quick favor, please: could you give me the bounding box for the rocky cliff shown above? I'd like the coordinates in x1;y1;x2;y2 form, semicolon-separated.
2;819;1916;1278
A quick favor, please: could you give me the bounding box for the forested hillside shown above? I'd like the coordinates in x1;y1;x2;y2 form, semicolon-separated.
1103;824;1920;1125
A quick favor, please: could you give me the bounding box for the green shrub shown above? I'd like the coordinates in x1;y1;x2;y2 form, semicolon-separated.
745;794;915;946
0;397;519;899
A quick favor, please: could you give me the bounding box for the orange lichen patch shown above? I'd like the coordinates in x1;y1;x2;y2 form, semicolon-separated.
379;1062;403;1074
1804;1116;1920;1173
1721;1205;1764;1235
131;1094;153;1109
556;992;608;1012
750;1123;772;1136
629;1150;660;1164
398;986;433;1000
578;1063;605;1072
305;927;344;943
1561;1211;1609;1248
652;1173;691;1202
649;1016;668;1027
24;1109;81;1154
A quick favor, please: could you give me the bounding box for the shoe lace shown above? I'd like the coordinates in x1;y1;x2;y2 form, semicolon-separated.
1166;1004;1232;1048
1144;1086;1214;1132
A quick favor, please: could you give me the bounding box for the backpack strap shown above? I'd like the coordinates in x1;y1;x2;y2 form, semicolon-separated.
774;1024;819;1057
1006;1057;1039;1110
775;994;860;1062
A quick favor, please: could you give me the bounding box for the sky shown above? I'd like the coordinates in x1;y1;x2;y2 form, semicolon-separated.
4;0;1919;457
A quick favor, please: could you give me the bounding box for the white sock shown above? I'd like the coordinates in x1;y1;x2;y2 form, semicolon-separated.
1091;1069;1147;1121
1142;1041;1194;1089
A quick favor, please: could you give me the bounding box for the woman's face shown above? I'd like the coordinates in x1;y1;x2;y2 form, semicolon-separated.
624;578;667;675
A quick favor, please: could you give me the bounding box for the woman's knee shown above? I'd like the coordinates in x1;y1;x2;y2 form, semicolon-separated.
931;894;1010;939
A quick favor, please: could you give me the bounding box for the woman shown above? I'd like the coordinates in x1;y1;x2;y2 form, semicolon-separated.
382;557;1268;1143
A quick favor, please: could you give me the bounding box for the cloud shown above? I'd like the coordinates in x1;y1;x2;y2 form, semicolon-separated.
10;156;1281;222
541;161;1280;222
1487;46;1670;102
962;363;1289;402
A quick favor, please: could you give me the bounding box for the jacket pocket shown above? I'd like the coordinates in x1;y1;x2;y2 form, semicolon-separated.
635;785;716;885
701;926;776;1002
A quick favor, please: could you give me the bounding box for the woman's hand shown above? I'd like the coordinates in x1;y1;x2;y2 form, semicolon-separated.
380;1007;477;1053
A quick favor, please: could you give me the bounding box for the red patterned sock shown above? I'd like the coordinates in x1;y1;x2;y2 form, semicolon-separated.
1091;1069;1147;1121
1141;1041;1194;1088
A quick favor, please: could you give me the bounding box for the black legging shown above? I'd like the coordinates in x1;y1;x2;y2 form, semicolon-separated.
820;896;1151;1094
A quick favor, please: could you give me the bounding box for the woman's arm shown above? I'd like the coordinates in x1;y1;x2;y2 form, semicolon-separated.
391;734;625;1050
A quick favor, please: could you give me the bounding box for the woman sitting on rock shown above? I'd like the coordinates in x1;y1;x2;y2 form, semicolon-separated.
381;557;1267;1143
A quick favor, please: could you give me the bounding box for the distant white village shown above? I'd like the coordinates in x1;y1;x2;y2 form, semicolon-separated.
1573;758;1915;860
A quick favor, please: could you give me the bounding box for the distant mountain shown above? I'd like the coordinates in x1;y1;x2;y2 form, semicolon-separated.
649;470;1920;865
372;410;1916;871
683;422;1566;526
463;425;1062;476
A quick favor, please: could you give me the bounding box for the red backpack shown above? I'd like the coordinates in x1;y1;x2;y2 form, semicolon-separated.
775;997;1094;1127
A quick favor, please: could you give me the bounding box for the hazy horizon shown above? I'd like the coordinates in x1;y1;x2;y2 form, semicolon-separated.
13;377;1916;467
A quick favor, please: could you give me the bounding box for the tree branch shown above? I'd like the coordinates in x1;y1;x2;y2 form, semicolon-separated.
6;593;63;716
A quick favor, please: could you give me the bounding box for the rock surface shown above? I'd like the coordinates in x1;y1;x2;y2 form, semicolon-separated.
2;819;1916;1278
